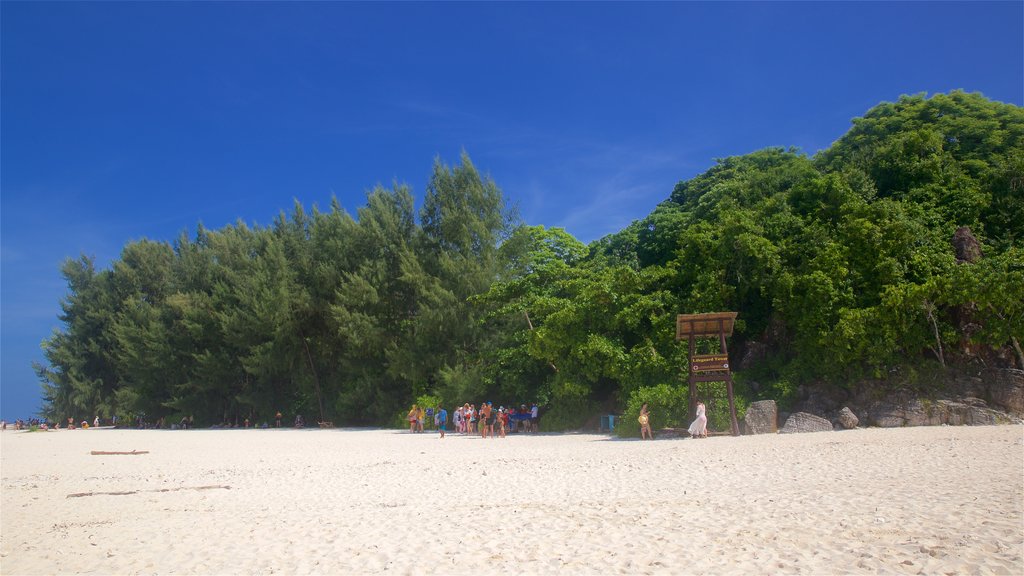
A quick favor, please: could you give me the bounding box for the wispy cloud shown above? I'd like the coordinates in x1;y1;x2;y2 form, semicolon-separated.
485;135;703;243
381;105;703;242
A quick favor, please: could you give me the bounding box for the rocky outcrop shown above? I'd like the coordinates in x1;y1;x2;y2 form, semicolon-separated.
781;367;1024;430
738;341;769;371
866;397;1018;427
984;368;1024;416
743;400;777;435
952;226;983;263
780;412;833;434
836;407;859;429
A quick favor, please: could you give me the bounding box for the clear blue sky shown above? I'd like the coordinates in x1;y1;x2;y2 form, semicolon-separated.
2;2;1021;421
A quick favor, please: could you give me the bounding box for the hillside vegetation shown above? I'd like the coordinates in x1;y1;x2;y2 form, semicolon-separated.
37;92;1023;430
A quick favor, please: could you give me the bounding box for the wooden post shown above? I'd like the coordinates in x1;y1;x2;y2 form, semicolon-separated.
721;330;740;436
688;334;697;421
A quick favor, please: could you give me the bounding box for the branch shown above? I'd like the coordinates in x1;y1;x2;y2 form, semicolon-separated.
1012;336;1024;370
923;300;945;367
524;310;558;372
67;485;231;498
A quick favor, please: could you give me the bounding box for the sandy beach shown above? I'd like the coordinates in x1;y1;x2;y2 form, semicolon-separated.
2;425;1022;575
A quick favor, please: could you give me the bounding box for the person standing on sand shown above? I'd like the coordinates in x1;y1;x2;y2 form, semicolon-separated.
437;406;448;438
688;399;707;438
486;402;497;439
639;403;653;440
481;402;493;438
408;405;418;433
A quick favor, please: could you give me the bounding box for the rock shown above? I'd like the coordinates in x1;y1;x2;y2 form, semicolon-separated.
738;341;769;371
952;227;983;263
743;400;777;434
867;396;1019;427
867;400;906;428
836;407;859;429
984;368;1024;416
780;412;833;434
904;400;935;427
930;399;992;426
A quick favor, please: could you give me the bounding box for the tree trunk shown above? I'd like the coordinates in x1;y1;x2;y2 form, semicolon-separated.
925;300;945;367
1012;336;1024;370
300;332;326;424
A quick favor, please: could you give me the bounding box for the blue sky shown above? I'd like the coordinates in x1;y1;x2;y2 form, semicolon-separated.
2;2;1022;421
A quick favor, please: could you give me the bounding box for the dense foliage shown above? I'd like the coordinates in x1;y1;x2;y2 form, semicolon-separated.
37;92;1023;432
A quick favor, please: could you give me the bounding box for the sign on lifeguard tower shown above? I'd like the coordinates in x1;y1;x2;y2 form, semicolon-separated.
676;312;740;436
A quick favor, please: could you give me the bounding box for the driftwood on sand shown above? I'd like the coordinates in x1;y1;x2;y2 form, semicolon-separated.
67;485;231;498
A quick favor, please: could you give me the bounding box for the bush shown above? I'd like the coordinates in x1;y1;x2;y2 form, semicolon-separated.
617;384;690;438
763;377;798;411
705;392;748;433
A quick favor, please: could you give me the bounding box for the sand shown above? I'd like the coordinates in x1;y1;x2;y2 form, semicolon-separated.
2;424;1022;575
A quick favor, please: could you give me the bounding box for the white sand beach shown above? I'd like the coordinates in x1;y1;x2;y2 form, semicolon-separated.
2;425;1022;575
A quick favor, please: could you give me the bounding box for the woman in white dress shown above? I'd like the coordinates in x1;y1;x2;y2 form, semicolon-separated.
688;400;707;438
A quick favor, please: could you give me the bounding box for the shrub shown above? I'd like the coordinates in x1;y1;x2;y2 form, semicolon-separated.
705;393;748;433
617;383;690;438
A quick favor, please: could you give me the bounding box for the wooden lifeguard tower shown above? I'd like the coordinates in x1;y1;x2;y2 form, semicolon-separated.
676;312;740;436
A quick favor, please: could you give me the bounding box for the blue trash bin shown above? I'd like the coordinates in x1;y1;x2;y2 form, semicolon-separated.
599;414;616;432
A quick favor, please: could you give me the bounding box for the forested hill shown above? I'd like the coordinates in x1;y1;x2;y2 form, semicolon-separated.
588;92;1022;407
37;91;1023;431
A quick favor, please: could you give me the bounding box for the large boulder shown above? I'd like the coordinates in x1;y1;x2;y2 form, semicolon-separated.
744;400;777;434
836;407;859;430
780;412;833;434
952;226;983;263
984;368;1024;416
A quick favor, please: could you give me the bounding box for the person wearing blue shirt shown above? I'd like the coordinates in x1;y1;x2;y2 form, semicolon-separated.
437;406;448;438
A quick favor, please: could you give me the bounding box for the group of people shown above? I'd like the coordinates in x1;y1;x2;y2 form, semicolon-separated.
1;415;118;431
406;405;428;433
408;402;540;438
638;399;708;440
1;419;41;431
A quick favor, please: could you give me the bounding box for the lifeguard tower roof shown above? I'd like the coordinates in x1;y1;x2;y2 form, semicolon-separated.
675;312;738;340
